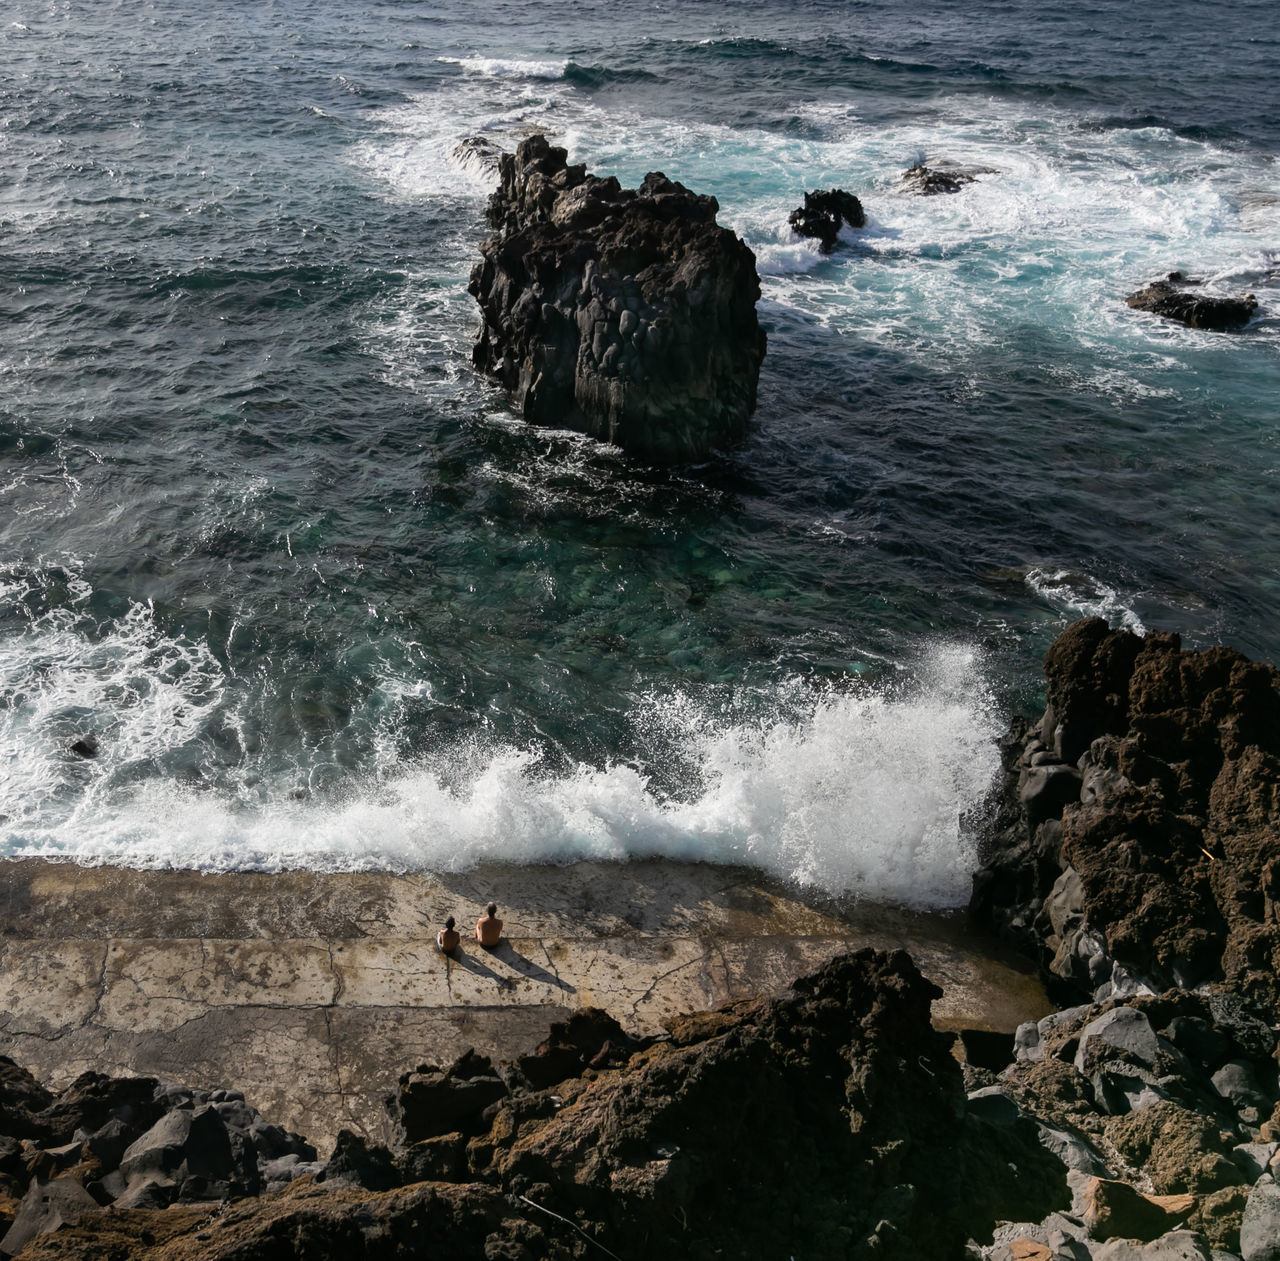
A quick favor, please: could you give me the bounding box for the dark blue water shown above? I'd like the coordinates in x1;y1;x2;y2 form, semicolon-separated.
2;0;1277;897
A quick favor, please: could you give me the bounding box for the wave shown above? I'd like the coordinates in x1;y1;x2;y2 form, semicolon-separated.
436;55;568;80
0;574;1002;907
1024;567;1147;635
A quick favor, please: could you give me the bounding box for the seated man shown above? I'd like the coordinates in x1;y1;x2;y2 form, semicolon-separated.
475;903;503;948
436;916;460;956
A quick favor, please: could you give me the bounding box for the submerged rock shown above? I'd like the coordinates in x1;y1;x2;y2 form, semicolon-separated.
1126;272;1259;330
901;161;997;195
469;134;766;463
788;187;866;251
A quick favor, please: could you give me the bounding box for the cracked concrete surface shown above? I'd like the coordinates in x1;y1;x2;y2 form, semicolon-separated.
0;857;1050;1153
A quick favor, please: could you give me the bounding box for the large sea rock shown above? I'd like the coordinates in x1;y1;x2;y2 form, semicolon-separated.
469;134;766;463
971;617;1280;1017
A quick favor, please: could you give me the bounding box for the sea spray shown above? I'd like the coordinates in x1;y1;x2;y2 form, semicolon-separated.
3;629;1000;907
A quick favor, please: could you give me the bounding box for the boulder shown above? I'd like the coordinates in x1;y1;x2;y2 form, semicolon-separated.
787;187;866;251
469;134;766;463
1082;1178;1196;1242
0;1177;101;1257
1092;1232;1215;1261
1126;274;1259;331
395;1052;509;1143
118;1105;237;1200
1241;1175;1280;1261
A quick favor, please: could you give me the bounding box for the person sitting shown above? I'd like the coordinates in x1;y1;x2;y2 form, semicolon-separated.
436;916;460;956
475;903;503;948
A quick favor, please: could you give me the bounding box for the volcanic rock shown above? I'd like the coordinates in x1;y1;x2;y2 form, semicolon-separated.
1126;273;1259;330
901;161;997;195
970;618;1280;1014
469;134;766;462
788;187;866;251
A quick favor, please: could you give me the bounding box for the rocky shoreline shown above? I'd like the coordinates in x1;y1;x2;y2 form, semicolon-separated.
2;618;1279;1259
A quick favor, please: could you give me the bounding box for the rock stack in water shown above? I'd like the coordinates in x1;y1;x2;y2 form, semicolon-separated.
469;135;766;463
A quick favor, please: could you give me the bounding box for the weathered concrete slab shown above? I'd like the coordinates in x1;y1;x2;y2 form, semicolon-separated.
0;857;1050;1153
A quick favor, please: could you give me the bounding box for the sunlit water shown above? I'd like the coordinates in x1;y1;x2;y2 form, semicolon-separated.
2;0;1277;903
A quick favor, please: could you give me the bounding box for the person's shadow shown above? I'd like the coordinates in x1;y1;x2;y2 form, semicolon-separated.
487;941;577;994
443;948;517;990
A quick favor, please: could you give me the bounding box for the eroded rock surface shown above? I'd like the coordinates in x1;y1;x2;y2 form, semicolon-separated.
901;161;997;194
469;134;766;462
971;617;1280;1014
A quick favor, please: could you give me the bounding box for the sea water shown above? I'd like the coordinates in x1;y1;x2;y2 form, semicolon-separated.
1;0;1277;903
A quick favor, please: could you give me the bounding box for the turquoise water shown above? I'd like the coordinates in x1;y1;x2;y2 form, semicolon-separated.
2;0;1277;900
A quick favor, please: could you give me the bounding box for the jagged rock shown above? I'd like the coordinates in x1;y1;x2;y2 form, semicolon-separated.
1107;1101;1246;1195
314;1130;398;1192
901;162;997;195
118;1105;238;1202
788;188;866;251
395;1051;509;1143
971;618;1280;1015
514;1008;640;1089
469;134;766;463
1126;274;1259;331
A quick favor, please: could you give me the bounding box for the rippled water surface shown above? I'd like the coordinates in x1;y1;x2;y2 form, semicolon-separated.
2;0;1277;897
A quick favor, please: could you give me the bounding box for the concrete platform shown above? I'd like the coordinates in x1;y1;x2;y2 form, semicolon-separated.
0;857;1049;1153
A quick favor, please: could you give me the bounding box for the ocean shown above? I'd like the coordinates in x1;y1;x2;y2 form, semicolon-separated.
2;0;1277;903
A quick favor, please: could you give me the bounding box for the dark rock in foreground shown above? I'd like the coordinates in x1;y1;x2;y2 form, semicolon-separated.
469;134;766;463
1126;273;1259;330
10;950;1064;1260
972;617;1280;1017
788;187;866;251
901;161;998;195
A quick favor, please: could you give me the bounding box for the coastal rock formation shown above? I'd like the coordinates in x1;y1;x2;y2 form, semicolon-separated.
901;161;998;195
973;983;1280;1257
788;187;866;251
8;951;1065;1260
1125;273;1259;330
971;617;1280;1016
469;134;766;463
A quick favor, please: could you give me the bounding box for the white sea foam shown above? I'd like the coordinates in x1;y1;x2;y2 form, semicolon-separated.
1025;567;1147;634
436;55;568;80
1;622;1001;908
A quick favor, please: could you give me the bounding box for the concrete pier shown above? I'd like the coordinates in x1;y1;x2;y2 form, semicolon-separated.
0;858;1050;1152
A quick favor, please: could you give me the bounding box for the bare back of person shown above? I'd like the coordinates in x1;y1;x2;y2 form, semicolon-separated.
476;903;503;948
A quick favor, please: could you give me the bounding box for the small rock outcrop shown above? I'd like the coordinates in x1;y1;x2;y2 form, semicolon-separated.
788;187;866;251
1125;273;1259;330
901;161;997;195
971;617;1280;1015
469;134;767;463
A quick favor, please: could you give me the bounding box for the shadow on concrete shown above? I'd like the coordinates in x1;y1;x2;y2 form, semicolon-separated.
490;942;577;994
444;949;516;990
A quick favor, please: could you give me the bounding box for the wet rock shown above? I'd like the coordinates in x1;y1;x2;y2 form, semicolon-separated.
469;134;766;463
788;187;866;251
901;161;998;194
1126;274;1259;331
67;736;98;759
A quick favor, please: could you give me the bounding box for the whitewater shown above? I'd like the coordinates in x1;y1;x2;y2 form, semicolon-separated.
1;0;1277;902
